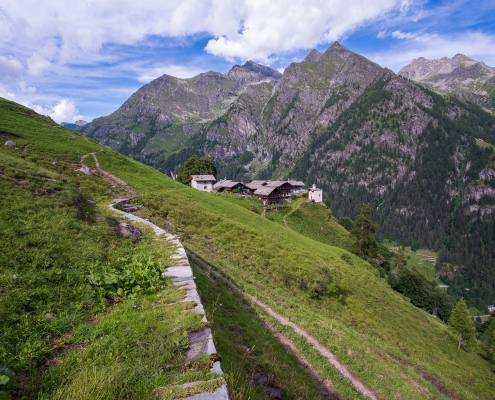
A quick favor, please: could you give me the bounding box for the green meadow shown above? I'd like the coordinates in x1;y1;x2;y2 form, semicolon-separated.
1;98;494;399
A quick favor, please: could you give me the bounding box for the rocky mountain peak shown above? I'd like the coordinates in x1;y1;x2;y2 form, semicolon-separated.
303;49;322;63
226;61;281;84
324;41;350;54
240;60;282;78
399;54;486;80
399;54;495;114
329;41;346;50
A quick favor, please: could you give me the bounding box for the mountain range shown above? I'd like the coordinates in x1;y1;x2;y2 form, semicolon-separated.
77;42;495;311
399;54;495;114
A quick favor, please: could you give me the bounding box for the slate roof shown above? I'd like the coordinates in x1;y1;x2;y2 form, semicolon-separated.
264;180;287;187
190;175;216;182
254;186;278;196
245;180;267;190
288;180;305;187
214;179;242;189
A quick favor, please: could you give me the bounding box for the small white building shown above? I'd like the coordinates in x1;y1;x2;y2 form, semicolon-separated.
488;305;495;314
308;184;323;203
189;175;216;192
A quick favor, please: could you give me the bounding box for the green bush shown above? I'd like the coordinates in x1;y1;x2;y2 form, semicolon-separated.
88;254;166;299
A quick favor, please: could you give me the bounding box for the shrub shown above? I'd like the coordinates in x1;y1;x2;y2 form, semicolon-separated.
340;252;353;265
62;186;97;223
88;254;167;300
249;205;259;213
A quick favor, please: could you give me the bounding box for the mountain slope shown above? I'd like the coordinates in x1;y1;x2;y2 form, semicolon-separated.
399;54;495;114
79;61;281;163
289;74;495;312
0;99;221;399
78;43;495;312
2;97;495;399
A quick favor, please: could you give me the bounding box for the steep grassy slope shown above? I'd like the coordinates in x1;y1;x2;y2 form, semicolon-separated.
90;148;495;396
99;158;494;398
0;100;220;399
2;98;495;399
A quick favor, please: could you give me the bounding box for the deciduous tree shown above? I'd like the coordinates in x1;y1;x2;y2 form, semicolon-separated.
177;155;217;185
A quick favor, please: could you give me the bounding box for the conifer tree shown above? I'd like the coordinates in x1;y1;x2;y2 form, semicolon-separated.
448;298;478;349
351;202;378;258
481;319;495;362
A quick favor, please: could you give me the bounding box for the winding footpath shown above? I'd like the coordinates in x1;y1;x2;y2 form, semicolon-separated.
81;152;378;399
110;202;229;400
188;253;379;400
80;152;228;399
283;199;304;230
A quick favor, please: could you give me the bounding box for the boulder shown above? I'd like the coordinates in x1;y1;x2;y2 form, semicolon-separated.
77;166;93;175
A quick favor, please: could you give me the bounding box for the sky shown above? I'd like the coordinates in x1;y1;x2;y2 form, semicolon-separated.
0;0;494;123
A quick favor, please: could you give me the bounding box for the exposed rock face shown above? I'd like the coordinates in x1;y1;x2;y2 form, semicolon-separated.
79;60;282;159
303;49;322;63
399;54;495;114
115;222;142;242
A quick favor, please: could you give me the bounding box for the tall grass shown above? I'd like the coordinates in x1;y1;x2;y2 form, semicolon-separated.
0;98;219;398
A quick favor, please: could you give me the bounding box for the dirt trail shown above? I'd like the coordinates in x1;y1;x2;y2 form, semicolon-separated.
80;150;134;196
191;256;343;399
283;200;304;230
188;252;379;400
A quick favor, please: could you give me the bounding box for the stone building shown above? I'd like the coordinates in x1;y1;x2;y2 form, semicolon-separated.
308;184;323;203
189;175;216;192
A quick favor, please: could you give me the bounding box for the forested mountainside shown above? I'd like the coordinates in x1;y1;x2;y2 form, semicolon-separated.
79;42;495;311
399;54;495;114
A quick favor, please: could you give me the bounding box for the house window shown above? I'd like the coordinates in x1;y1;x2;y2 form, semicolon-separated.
204;186;207;189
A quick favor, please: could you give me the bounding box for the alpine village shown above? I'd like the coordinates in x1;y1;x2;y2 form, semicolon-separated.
2;9;495;400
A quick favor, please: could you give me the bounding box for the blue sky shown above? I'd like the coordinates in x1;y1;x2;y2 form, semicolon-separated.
0;0;494;123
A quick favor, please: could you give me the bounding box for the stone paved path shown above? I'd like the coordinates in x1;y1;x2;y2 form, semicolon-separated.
109;202;229;399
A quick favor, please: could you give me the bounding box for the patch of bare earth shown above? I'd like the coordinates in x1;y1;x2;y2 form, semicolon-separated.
80;150;135;197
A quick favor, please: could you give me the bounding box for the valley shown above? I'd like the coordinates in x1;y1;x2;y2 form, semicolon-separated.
76;42;495;315
2;97;495;398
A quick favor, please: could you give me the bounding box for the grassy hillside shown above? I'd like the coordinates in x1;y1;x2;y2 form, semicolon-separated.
0;100;221;399
95;150;495;397
1;98;494;399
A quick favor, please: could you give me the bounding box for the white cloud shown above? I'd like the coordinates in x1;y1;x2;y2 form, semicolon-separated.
0;83;16;99
366;31;495;72
390;30;436;42
0;0;408;67
377;30;387;39
136;65;205;82
27;99;83;123
0;55;22;82
27;43;59;76
204;0;403;62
